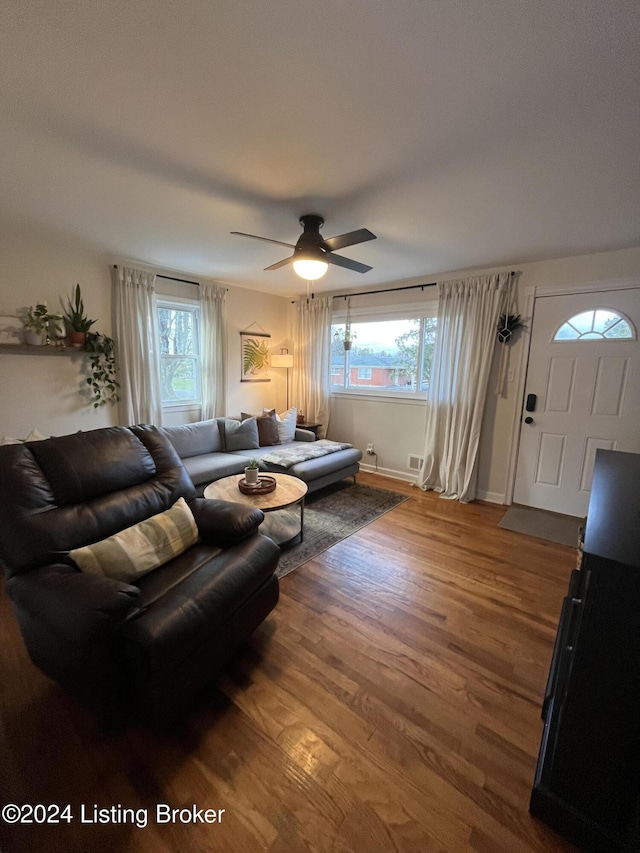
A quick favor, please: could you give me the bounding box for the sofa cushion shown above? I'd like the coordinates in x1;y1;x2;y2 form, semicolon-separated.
221;417;259;451
120;534;280;674
70;498;198;582
242;411;280;446
161;420;221;458
181;452;247;486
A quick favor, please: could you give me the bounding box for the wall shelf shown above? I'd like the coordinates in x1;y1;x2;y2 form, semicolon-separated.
0;344;79;356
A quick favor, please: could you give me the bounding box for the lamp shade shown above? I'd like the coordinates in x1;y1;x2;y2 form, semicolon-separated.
292;258;328;280
270;353;294;368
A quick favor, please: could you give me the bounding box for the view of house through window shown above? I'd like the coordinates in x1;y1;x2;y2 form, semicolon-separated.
331;316;437;396
157;301;201;405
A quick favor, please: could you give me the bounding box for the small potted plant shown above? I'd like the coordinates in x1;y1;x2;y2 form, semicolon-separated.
62;283;96;347
244;458;260;486
23;302;50;346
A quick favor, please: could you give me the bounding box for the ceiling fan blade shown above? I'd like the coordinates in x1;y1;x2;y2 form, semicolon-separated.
230;231;296;249
326;252;372;274
323;228;377;252
264;256;294;271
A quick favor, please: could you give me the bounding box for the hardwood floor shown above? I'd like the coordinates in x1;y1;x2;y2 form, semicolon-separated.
0;473;579;852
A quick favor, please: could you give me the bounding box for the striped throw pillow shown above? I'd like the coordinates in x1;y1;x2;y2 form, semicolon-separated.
70;497;198;582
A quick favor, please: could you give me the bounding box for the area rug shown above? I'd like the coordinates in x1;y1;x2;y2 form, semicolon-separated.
275;481;409;578
499;504;584;547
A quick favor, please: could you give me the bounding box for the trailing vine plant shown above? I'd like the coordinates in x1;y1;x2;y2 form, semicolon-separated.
84;332;120;407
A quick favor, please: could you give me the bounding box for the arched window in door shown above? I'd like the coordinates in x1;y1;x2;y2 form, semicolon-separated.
554;309;635;341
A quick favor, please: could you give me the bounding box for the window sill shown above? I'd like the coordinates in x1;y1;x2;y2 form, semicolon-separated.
331;390;427;405
161;402;202;413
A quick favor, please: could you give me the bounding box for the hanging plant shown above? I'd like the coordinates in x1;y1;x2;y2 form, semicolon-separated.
333;297;357;350
497;313;523;344
84;332;120;407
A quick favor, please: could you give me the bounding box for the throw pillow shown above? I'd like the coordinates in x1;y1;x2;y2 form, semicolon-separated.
223;417;260;451
275;407;297;443
242;411;280;447
0;427;46;445
69;497;198;582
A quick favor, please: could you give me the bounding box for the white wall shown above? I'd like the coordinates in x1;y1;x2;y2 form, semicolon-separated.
0;219;116;439
0;220;291;438
225;286;292;419
327;246;640;502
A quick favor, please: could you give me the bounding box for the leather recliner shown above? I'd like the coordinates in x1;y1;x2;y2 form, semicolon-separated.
0;424;280;725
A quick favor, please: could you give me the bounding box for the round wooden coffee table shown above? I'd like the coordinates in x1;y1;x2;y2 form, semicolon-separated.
204;473;308;548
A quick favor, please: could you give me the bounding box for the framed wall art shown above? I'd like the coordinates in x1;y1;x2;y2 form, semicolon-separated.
240;330;271;383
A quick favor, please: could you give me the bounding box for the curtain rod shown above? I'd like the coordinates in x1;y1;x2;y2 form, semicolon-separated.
113;264;200;286
292;271;515;303
332;270;516;300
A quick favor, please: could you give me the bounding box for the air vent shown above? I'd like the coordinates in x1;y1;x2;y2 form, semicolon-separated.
407;454;424;472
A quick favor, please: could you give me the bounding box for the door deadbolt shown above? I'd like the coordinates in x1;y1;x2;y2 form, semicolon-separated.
524;416;534;425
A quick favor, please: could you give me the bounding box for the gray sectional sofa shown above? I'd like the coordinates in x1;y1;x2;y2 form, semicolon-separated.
161;418;362;495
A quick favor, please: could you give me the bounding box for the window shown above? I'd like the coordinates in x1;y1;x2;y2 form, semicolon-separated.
331;315;437;397
554;309;634;341
157;300;201;406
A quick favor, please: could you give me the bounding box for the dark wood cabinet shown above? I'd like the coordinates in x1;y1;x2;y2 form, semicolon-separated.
530;449;640;852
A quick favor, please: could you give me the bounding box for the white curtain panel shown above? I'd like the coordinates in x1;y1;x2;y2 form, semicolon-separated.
293;296;332;438
113;265;163;425
200;282;227;419
418;272;512;503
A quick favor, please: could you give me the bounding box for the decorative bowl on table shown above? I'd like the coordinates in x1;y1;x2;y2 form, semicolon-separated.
238;475;277;495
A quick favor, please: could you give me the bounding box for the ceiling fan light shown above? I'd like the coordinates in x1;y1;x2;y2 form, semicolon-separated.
293;258;329;280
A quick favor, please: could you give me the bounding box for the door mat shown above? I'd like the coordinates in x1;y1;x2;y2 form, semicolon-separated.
499;504;584;547
276;481;409;579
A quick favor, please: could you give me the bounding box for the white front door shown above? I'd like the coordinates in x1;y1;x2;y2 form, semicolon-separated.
513;288;640;517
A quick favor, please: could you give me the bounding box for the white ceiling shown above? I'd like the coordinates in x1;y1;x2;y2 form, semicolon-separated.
2;1;639;297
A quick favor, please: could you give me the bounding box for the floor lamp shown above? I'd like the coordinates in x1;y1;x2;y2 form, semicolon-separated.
270;350;294;410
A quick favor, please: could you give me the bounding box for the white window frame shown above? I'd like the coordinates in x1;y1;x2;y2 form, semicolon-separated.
331;302;438;402
156;296;202;411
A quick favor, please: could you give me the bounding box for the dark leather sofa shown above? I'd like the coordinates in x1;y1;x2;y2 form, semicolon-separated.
0;424;280;725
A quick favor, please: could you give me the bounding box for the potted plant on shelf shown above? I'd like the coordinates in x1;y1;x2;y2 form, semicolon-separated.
23;302;50;346
62;283;96;347
244;458;260;486
84;332;120;408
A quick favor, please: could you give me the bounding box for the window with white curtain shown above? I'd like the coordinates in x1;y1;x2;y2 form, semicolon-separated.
156;298;201;407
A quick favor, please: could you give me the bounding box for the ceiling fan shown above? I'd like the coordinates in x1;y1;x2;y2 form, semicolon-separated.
231;214;376;280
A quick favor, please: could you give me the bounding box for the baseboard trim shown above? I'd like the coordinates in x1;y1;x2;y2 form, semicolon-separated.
359;463;417;484
358;466;506;504
475;489;505;505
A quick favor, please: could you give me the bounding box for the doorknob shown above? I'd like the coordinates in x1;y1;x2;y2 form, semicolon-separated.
524;416;534;424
